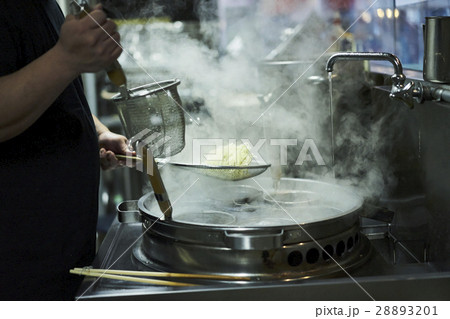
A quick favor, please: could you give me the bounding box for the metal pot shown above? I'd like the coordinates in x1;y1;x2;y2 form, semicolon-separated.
423;16;450;83
118;178;375;280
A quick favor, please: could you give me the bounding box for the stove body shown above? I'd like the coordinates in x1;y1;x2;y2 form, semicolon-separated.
76;218;450;300
76;176;450;301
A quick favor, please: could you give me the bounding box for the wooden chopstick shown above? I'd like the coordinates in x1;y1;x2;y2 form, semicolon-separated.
115;154;142;161
73;268;251;281
70;269;196;287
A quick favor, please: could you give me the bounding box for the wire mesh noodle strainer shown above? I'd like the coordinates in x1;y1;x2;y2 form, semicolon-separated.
162;141;271;181
112;79;185;158
168;162;271;181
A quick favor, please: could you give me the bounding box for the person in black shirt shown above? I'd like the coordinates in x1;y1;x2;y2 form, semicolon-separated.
0;1;131;300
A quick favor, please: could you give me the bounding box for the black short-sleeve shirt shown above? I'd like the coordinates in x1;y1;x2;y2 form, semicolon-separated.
0;0;100;300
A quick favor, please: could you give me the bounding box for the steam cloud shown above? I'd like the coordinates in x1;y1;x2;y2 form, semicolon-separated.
115;1;397;201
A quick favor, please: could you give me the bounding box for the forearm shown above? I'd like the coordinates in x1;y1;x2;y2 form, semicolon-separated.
0;5;121;143
0;44;79;142
92;114;110;136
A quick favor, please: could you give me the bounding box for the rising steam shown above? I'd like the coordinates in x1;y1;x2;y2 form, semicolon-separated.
115;1;397;201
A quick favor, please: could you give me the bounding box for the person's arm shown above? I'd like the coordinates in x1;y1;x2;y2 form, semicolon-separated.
0;5;121;143
0;47;77;142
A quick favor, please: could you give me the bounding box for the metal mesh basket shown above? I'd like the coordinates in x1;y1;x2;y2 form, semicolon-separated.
112;79;185;158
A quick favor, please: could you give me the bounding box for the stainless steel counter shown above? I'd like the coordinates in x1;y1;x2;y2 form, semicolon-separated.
76;218;450;301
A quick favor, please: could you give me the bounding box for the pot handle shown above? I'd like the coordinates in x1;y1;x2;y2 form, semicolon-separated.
117;200;142;223
224;230;284;250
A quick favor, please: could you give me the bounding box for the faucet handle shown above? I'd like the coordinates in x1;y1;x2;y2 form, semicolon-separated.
389;81;423;109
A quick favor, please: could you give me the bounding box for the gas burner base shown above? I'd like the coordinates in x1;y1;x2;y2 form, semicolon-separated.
132;232;373;282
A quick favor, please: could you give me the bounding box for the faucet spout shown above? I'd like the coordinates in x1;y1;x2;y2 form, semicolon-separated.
326;52;422;108
326;52;402;73
326;52;404;81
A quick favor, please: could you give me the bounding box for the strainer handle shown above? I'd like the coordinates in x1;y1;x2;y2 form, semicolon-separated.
141;145;173;219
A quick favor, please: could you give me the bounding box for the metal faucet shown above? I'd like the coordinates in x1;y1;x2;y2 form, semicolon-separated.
326;52;422;108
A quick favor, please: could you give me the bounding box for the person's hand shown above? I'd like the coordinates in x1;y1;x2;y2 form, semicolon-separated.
98;131;135;170
55;4;122;75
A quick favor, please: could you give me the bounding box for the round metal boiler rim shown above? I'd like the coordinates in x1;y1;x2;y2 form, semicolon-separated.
137;179;363;245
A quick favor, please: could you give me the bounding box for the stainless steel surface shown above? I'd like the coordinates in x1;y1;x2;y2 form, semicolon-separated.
112;79;185;158
423;16;450;83
134;223;370;279
326;52;423;108
345;77;450;269
135;198;359;244
76;219;450;300
117;200;141;223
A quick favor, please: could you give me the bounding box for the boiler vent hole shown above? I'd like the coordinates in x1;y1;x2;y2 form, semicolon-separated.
322;244;334;261
306;248;320;264
347;237;354;251
336;240;346;256
287;251;303;267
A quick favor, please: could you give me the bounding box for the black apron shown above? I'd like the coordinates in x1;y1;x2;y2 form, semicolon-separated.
0;0;100;300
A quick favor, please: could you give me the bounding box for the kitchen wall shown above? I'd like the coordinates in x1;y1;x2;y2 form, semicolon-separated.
334;0;450;266
361;76;450;268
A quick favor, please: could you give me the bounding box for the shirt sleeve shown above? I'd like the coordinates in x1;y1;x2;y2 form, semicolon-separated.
0;6;20;76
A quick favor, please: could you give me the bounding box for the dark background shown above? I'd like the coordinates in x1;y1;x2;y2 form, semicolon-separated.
101;0;218;21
